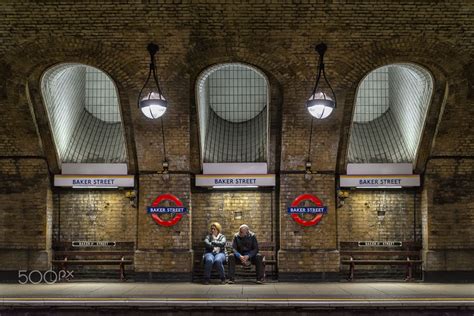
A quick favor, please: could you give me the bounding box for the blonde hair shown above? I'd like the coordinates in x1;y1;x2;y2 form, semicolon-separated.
210;222;222;233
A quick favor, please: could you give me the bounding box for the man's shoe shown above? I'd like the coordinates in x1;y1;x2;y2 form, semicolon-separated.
203;280;210;285
227;279;235;284
220;279;227;285
256;279;264;284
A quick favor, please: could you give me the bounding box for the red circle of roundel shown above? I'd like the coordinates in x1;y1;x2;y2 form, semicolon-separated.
150;193;184;227
290;194;324;227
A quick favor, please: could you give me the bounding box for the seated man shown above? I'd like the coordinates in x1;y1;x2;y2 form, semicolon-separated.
228;224;264;284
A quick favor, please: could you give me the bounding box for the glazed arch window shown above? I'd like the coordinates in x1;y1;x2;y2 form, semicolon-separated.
348;64;433;164
196;63;269;164
41;64;127;165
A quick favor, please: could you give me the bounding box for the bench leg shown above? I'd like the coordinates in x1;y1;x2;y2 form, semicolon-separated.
120;263;126;281
263;262;266;281
348;262;354;281
62;263;70;282
405;262;413;281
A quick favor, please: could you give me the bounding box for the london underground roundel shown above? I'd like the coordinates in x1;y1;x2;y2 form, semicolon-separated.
147;193;188;227
288;194;327;227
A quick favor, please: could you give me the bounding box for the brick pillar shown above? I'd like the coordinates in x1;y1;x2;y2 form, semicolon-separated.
421;158;474;281
135;174;192;281
0;159;52;276
278;174;340;281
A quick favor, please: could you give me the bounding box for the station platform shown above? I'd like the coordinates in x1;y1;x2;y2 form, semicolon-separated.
1;281;473;314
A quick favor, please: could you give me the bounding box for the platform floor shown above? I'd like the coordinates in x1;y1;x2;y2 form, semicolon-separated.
1;281;473;311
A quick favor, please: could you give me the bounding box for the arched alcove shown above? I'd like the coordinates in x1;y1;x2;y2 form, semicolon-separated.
348;64;433;164
196;63;269;163
41;63;127;165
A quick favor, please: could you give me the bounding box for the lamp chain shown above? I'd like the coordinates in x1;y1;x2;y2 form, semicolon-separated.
150;53;163;96
307;117;314;163
160;117;167;165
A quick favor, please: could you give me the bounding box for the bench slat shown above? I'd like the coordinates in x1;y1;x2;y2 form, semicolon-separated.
52;260;133;265
340;251;420;256
54;251;134;256
341;259;422;265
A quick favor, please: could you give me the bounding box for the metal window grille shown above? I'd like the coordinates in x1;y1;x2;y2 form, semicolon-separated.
348;64;433;163
197;63;268;163
42;64;126;164
85;68;121;123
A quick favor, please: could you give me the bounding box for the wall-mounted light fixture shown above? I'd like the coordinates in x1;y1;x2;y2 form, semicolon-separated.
377;210;386;221
125;190;137;208
138;43;169;174
306;43;336;119
337;189;350;208
138;43;168;119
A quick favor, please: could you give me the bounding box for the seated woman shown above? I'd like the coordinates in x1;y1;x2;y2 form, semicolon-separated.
203;222;227;285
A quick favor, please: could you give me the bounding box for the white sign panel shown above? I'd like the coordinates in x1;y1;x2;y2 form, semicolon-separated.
347;163;412;175
340;175;420;188
62;163;128;175
196;174;275;187
54;175;134;188
203;163;267;175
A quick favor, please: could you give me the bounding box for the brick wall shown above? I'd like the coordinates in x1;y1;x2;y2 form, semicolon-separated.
422;158;474;272
338;190;421;242
0;158;51;270
52;190;135;243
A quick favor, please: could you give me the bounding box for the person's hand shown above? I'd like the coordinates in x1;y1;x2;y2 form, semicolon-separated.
241;255;251;267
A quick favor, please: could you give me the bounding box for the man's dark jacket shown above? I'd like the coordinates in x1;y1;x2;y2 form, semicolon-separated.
232;231;259;258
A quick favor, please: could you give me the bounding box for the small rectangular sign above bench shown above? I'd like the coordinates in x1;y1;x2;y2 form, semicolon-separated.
72;241;117;247
357;241;402;247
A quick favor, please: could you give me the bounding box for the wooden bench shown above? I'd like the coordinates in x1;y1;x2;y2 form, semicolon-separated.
193;241;277;281
340;241;422;281
52;241;134;281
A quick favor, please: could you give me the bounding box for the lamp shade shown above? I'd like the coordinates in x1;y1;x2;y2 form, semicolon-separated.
306;91;335;119
139;92;168;119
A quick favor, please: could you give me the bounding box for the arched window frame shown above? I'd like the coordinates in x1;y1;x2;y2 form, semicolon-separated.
195;62;271;168
41;63;127;166
347;63;434;165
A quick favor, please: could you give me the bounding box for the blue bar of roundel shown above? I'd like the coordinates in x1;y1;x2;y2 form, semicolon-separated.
287;207;327;214
147;207;188;214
